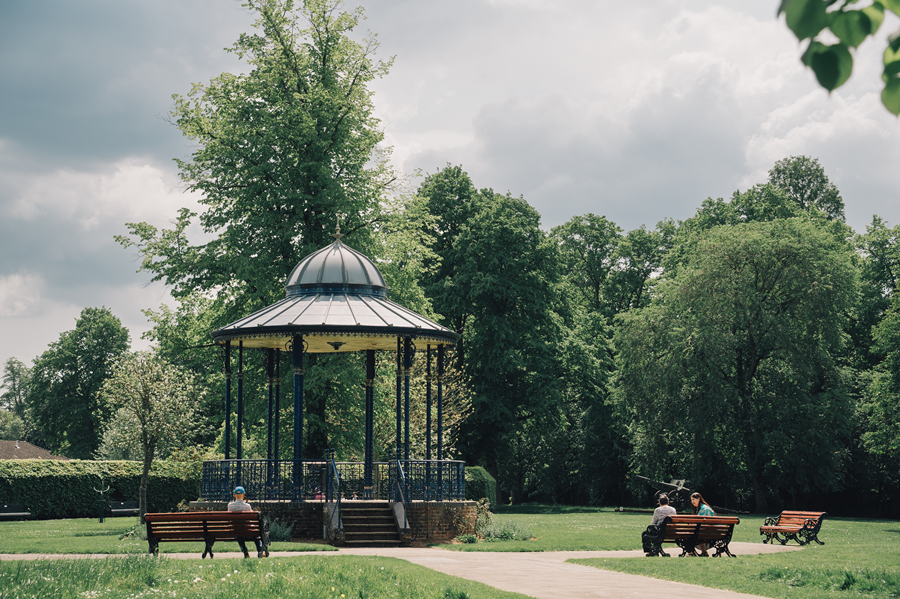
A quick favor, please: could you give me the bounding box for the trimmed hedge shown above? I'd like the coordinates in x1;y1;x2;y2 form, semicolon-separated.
0;460;201;519
465;466;497;507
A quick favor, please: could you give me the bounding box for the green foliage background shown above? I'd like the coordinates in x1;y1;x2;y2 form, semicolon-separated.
0;460;200;519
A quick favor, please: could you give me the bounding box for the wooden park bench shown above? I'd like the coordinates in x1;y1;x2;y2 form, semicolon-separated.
106;500;139;517
0;503;32;521
144;511;270;558
643;515;740;557
760;510;827;546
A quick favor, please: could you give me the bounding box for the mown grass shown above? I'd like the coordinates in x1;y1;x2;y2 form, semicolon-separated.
0;554;531;599
0;517;334;555
565;511;900;599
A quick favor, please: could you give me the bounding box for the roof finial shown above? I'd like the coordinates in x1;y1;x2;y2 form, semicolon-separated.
333;217;343;241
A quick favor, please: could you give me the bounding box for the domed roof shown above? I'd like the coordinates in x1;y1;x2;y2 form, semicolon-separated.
211;229;458;353
285;233;386;297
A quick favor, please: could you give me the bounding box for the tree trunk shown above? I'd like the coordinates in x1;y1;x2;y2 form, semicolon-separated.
753;471;768;514
140;445;155;524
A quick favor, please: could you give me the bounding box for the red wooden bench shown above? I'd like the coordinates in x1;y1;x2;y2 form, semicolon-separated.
643;515;740;557
759;510;827;546
144;511;270;558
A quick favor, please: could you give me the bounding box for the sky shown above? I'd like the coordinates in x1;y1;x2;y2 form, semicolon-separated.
2;0;900;371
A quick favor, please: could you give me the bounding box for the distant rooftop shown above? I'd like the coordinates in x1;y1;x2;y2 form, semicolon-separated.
0;440;69;460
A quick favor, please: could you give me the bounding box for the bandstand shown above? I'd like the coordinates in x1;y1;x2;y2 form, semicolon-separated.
195;227;471;544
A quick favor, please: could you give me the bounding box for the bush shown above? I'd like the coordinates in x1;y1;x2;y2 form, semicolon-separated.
474;497;492;536
268;519;293;542
479;519;533;542
464;466;496;506
454;533;478;544
0;459;201;519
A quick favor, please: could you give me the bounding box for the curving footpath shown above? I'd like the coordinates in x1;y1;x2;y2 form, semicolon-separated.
0;542;800;599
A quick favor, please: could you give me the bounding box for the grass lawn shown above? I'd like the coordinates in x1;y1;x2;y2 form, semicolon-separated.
0;554;532;599
3;507;900;598
0;516;334;555
447;505;900;598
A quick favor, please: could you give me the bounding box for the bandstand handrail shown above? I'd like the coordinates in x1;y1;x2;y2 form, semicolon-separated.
394;458;417;540
325;449;342;542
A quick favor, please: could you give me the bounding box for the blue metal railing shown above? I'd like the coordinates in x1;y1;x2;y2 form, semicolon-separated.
201;459;466;502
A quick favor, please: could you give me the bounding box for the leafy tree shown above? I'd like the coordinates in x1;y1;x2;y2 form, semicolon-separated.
778;0;900;114
550;214;622;314
99;351;204;520
616;218;857;513
449;190;565;500
0;411;25;441
768;155;845;221
26;307;130;458
117;0;394;316
116;0;397;457
1;357;30;418
417;165;483;368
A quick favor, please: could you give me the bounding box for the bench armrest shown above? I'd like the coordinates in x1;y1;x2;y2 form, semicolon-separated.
763;516;778;526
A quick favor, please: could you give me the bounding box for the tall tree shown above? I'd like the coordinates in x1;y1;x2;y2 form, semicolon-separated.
26;307;130;458
1;358;30;420
99;351;203;520
116;0;396;457
768;155;845;221
450;190;565;500
117;0;394;316
616;218;857;513
417;165;482;368
550;214;622;314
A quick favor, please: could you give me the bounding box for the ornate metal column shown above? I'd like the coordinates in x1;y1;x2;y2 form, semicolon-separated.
437;344;445;501
292;335;305;499
425;345;432;500
266;348;275;461
224;341;232;460
274;350;281;460
395;337;402;461
237;341;244;460
437;344;445;460
403;337;413;462
364;349;375;500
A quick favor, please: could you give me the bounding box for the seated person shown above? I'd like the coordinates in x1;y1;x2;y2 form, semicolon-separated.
651;493;677;526
642;493;677;554
228;486;264;558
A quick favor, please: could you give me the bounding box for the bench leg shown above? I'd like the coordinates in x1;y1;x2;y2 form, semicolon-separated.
203;540;215;559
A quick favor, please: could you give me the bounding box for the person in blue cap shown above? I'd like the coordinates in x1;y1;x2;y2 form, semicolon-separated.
228;486;263;558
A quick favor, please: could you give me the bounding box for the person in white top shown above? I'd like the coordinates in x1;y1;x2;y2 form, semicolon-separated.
650;493;677;526
228;486;262;558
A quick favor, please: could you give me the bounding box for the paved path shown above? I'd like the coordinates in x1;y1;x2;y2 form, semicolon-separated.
0;542;800;599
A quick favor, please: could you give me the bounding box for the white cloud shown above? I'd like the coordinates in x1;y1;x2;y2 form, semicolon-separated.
0;273;44;317
4;159;202;231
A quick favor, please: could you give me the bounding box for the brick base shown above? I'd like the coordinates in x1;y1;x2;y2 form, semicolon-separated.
189;500;475;543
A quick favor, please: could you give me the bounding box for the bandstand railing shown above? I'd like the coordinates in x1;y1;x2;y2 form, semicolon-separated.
201;459;466;502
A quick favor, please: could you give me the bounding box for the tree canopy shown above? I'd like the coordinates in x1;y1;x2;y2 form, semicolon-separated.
26;307;130;459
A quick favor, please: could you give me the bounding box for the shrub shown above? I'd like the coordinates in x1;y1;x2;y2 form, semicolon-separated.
268;519;294;542
474;497;492;536
479;519;533;542
464;466;496;506
0;459;201;519
455;533;478;544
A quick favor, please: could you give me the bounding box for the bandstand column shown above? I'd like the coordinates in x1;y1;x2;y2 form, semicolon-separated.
274;350;280;460
403;337;413;462
224;341;232;460
364;349;375;500
437;344;445;500
425;345;432;500
266;348;275;461
395;337;402;461
237;341;244;460
292;335;305;500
